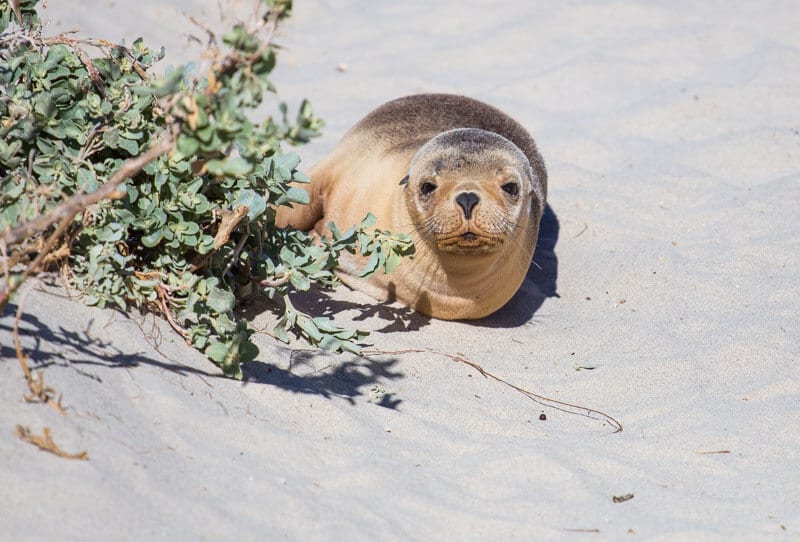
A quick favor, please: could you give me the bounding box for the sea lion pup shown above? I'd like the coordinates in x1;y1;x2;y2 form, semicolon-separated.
276;93;547;319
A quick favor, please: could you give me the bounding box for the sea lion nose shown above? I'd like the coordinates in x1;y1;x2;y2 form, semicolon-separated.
455;192;480;219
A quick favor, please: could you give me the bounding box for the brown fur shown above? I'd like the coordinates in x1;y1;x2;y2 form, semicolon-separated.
276;93;547;319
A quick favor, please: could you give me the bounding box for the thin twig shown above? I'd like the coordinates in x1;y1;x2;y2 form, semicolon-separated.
260;271;291;288
185;13;217;46
444;351;623;432
222;230;250;277
13;282;67;415
0;240;10;305
156;282;191;345
189;205;250;272
362;348;623;433
213;206;249;249
10;0;22;26
362;348;427;357
77;122;105;163
16;425;88;460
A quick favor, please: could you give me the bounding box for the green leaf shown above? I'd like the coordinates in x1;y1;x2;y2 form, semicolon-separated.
360;212;377;228
117;137;139;155
222;156;252;177
176;133;199;156
384;251;402;273
238;340;258;363
95;223;124;242
205;159;224;176
144;66;186;97
296;315;322;343
141;228;164;247
76;168;97;191
273;319;290;343
289;271;310;291
232;189;267;221
207;287;235;313
273;152;300;179
339;340;362;355
206;342;228;363
274;186;309;206
327;222;342;239
359;251;381;277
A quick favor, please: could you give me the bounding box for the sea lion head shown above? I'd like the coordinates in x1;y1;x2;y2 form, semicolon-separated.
402;128;544;257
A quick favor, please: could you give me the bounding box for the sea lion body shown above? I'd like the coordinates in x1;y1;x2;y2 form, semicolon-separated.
276;93;547;319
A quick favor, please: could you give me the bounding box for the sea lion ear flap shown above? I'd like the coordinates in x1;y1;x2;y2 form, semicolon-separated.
399;175;409;186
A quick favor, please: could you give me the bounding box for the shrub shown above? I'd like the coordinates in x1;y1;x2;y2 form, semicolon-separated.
0;0;414;378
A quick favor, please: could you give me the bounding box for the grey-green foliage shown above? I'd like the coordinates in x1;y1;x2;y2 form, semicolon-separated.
0;0;414;378
0;0;39;34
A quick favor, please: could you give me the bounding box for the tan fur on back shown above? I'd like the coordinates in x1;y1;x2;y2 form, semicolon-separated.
276;94;547;319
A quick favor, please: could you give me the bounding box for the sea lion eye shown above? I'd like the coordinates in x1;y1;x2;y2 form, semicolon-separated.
420;182;438;196
502;183;519;197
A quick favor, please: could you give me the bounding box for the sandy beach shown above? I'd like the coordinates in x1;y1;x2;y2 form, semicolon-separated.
2;1;799;540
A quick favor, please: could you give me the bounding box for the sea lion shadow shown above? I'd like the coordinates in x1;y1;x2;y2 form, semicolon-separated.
472;203;560;328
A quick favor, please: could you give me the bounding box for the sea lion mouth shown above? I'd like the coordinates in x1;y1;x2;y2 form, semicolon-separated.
436;231;503;254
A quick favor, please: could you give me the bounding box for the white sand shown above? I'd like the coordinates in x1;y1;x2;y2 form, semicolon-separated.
2;1;799;540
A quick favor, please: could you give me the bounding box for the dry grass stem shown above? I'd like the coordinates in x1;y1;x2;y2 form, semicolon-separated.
363;348;623;433
16;425;88;460
12;284;67;415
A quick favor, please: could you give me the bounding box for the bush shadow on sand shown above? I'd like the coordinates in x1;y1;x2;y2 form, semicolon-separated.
1;300;405;409
243;349;404;410
0;306;218;379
